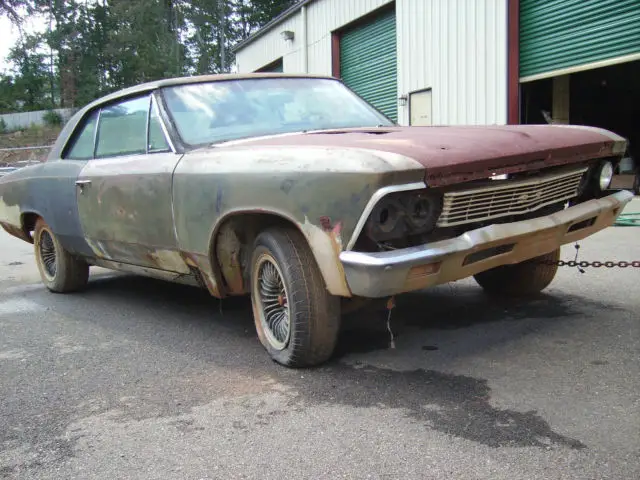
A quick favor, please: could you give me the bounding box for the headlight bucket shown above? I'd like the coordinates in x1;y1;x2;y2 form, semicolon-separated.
364;190;442;242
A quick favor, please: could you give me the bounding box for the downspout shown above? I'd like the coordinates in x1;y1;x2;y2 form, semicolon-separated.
302;5;308;73
507;0;520;124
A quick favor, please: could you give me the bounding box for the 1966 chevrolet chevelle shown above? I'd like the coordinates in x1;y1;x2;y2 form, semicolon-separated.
0;73;634;367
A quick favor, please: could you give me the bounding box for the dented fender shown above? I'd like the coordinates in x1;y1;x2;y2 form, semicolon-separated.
171;146;425;297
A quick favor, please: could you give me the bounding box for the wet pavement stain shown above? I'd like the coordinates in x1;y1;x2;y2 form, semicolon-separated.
276;364;587;450
422;345;439;351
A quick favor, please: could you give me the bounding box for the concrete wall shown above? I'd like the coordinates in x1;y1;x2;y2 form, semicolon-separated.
0;108;76;131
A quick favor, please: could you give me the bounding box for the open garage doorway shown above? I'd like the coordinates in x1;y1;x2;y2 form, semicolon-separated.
520;60;640;194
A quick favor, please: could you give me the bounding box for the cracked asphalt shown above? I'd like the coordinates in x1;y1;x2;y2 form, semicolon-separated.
1;199;639;479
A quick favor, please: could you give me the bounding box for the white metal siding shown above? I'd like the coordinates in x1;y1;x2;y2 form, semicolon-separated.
397;0;508;126
306;0;394;74
234;14;304;73
235;0;394;75
234;0;508;126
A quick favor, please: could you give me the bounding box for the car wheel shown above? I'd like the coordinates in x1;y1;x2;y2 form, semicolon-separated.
34;218;89;293
473;248;560;297
250;227;340;367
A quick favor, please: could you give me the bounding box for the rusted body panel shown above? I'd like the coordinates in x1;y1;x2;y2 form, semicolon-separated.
0;161;93;256
227;125;626;186
0;73;632;304
172;146;425;296
76;152;185;269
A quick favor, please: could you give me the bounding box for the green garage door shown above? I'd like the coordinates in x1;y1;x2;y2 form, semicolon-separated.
520;0;640;80
340;8;397;121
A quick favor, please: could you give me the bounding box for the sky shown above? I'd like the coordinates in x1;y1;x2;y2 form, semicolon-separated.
0;12;47;72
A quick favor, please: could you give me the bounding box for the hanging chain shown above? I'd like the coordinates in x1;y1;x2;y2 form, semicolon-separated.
537;243;640;270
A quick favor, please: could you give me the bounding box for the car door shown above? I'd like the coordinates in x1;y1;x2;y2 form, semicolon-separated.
76;93;189;273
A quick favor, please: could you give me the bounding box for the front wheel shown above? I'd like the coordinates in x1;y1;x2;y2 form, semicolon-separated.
250;227;340;367
473;248;560;297
34;218;89;293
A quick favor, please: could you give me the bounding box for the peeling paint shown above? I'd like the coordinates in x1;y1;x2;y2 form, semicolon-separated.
147;250;191;274
301;216;350;297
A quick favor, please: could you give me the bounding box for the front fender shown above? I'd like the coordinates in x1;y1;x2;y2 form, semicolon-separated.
172;146;425;296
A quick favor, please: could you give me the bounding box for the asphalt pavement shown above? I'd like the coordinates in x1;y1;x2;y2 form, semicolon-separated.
1;200;639;479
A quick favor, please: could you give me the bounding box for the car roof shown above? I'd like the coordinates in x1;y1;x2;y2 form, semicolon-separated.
84;72;337;111
47;73;338;161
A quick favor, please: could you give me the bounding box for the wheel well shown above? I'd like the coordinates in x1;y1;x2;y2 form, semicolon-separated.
20;212;41;243
211;212;304;296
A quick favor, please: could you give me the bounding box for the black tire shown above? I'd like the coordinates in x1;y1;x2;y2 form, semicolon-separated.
473;248;560;297
250;227;340;367
34;218;89;293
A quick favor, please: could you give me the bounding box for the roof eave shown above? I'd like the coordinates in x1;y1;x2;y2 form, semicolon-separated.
231;0;316;54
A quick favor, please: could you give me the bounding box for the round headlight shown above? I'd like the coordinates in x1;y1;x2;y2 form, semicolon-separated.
598;161;614;190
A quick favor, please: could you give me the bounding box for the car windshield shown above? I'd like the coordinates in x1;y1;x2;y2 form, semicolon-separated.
161;77;394;146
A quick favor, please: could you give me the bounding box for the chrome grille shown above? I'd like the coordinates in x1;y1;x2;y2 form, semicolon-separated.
437;168;587;227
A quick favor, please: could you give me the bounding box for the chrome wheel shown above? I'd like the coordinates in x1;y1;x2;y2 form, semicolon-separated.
38;229;57;280
254;254;290;351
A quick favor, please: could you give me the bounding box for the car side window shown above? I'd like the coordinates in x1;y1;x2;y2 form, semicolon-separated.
95;95;149;158
66;110;99;160
148;99;170;152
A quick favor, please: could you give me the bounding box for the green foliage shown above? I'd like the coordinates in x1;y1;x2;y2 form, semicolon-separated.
43;109;62;126
0;0;299;113
0;118;7;134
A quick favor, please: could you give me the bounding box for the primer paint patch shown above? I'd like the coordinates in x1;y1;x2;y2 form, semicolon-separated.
0;197;21;225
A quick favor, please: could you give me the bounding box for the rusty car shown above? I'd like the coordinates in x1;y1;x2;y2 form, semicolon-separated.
0;73;634;367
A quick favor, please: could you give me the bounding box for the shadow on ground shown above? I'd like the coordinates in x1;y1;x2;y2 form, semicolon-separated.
5;273;617;475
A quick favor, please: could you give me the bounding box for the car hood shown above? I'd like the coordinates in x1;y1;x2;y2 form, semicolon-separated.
214;125;626;186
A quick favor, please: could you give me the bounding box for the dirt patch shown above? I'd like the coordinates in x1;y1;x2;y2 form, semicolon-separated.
0;126;61;165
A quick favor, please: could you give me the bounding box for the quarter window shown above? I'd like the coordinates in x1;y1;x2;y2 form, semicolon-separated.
148;100;170;152
95;96;149;158
66;110;99;160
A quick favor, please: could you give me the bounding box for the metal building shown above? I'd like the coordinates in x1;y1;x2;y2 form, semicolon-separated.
233;0;640;186
233;0;509;126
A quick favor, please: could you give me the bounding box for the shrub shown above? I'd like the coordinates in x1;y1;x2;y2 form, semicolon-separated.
43;110;63;127
0;118;6;134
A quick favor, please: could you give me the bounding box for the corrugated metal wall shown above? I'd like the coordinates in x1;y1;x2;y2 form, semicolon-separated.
520;0;640;81
340;7;398;120
396;0;508;125
305;0;394;73
234;14;304;73
234;0;508;126
234;0;394;75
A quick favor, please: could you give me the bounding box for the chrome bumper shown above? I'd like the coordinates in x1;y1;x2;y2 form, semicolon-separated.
339;190;634;298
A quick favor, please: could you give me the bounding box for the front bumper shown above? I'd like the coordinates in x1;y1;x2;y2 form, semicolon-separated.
339;190;634;298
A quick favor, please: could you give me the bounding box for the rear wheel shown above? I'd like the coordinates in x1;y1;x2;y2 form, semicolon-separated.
34;218;89;293
250;227;340;367
473;248;560;297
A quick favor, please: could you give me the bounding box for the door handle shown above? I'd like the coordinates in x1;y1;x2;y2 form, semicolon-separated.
75;179;91;193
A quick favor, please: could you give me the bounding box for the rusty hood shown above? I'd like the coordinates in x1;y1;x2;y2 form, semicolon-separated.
218;124;626;186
